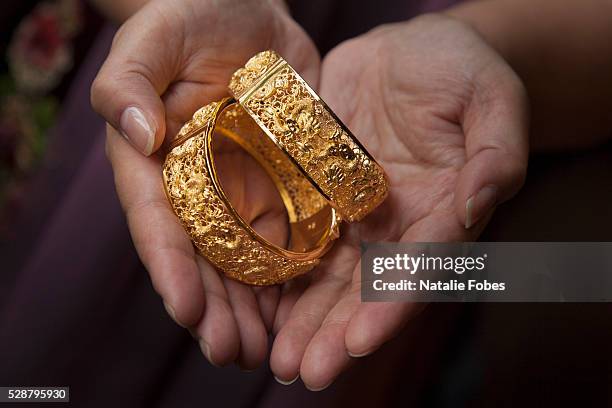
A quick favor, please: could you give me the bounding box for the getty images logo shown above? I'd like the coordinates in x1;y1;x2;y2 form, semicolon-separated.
372;253;488;275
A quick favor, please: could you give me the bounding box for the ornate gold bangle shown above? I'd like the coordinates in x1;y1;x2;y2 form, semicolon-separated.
163;98;341;285
162;51;388;285
229;51;388;222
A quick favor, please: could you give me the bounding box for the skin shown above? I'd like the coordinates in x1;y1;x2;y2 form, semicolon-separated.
91;0;532;390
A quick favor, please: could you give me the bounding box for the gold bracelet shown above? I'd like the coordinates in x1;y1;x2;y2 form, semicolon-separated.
229;51;388;222
163;51;388;285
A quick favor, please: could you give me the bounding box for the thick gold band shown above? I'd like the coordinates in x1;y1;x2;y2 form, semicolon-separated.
229;51;388;222
163;98;340;285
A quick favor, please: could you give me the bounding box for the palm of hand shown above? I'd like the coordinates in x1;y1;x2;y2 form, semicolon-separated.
269;15;528;389
322;19;482;244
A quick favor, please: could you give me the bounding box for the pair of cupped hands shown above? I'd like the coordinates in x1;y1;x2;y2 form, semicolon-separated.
91;0;528;390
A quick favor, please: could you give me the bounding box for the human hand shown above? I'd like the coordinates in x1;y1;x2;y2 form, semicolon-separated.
269;14;528;389
91;0;319;369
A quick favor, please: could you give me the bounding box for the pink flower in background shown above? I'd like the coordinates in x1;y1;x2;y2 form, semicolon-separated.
8;2;74;94
0;0;81;217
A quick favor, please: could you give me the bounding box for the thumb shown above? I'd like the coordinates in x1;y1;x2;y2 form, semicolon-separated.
454;75;529;229
91;12;179;155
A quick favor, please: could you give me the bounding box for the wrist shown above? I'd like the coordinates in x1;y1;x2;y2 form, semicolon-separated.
267;0;290;13
442;2;523;73
91;0;148;22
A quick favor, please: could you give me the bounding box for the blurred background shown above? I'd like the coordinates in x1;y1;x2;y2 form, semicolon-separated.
1;0;611;406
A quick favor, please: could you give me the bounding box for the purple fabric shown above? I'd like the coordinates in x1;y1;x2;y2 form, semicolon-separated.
289;0;458;54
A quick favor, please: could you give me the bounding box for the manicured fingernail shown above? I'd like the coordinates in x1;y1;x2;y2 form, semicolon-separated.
163;300;185;328
119;106;155;156
465;185;498;229
305;381;332;392
199;339;219;367
274;374;299;386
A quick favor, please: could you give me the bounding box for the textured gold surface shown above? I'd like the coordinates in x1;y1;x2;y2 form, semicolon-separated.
163;98;339;285
229;50;388;222
228;50;281;100
171;103;220;148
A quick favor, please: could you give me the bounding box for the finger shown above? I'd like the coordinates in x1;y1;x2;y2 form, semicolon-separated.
91;7;184;155
213;137;289;247
345;302;425;358
299;263;420;391
250;203;288;249
253;286;280;333
222;278;269;370
271;10;321;89
454;72;529;229
193;257;241;366
340;218;460;363
105;126;204;327
298;287;359;391
273;276;309;334
162;81;227;139
270;244;357;383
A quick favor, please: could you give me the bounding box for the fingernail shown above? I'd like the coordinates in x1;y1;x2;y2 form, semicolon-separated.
348;350;371;358
274;374;299;386
119;106;155;156
164;300;185;328
199;339;219;367
465;185;498;229
305;381;332;392
163;300;184;328
188;328;199;340
239;365;257;373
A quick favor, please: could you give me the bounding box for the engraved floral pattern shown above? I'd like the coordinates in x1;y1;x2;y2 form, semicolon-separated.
228;50;280;99
229;51;388;222
174;102;219;142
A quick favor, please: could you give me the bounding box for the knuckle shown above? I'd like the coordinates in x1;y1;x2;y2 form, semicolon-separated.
500;150;528;194
104;131;113;161
121;58;157;86
90;74;112;113
111;23;128;48
510;159;528;187
498;69;528;106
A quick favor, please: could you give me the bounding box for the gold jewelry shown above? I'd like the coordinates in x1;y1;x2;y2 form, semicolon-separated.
163;98;340;285
229;51;388;222
163;51;388;285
